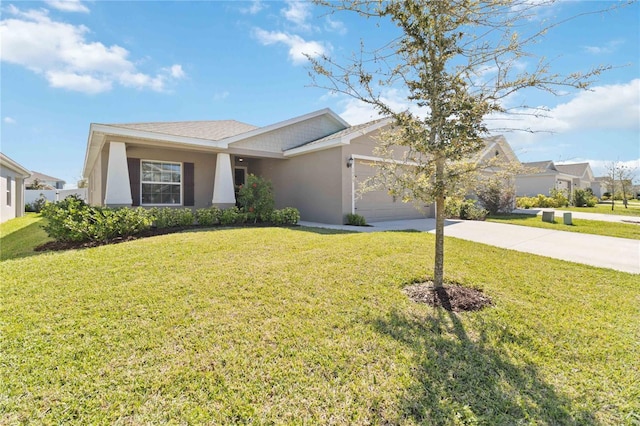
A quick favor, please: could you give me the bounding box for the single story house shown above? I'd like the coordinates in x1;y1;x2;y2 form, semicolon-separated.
0;153;30;223
516;161;595;198
25;171;66;190
82;109;433;224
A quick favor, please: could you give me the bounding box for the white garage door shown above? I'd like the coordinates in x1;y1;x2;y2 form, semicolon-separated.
354;159;429;222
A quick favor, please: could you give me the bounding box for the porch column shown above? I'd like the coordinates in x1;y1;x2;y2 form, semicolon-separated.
104;141;132;207
212;153;236;208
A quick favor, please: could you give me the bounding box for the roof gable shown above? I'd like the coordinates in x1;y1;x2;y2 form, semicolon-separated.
556;162;593;179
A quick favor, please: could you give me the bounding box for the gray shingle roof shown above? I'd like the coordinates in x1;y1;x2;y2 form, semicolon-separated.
555;162;590;177
25;171;65;184
104;120;259;141
521;160;556;172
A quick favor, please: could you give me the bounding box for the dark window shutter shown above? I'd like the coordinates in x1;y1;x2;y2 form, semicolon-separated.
127;158;140;206
184;162;194;206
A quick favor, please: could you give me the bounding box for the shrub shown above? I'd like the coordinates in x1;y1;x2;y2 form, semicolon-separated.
459;200;487;221
346;213;367;226
476;181;515;215
550;189;570;208
586;196;598;207
25;194;48;213
237;174;274;222
272;207;300;225
444;197;464;218
573;188;588;207
150;208;194;228
40;195;153;243
196;207;222;226
516;196;536;209
220;207;247;226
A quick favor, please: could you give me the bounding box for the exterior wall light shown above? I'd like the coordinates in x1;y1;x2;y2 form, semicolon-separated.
347;157;354;168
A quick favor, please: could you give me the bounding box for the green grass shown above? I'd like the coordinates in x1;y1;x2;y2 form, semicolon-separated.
1;224;638;424
487;214;640;240
0;213;51;260
551;201;640;217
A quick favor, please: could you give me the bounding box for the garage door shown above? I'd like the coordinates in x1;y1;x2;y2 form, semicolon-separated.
354;159;430;222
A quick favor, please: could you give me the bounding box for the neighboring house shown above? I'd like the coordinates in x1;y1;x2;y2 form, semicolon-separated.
515;160;595;197
591;176;611;198
82;109;432;224
25;171;66;190
0;153;30;223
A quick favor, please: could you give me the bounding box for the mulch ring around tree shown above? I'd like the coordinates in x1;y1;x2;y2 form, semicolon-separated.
403;281;492;312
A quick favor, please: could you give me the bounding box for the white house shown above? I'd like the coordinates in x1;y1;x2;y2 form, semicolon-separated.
0;153;31;223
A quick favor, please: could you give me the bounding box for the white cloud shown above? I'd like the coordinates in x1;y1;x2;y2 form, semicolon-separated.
3;117;16;124
582;39;624;55
489;79;640;135
336;88;428;125
167;64;185;79
324;16;347;36
281;0;313;30
47;70;112;93
0;6;185;94
44;0;89;13
253;28;329;65
239;0;266;15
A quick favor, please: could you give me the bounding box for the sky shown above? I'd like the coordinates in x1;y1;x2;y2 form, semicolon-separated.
1;0;638;188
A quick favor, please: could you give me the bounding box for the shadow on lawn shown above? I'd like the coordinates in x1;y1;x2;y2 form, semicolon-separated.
373;309;596;424
0;221;51;261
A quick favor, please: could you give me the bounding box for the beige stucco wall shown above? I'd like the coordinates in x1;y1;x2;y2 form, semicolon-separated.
89;141;220;209
0;166;26;223
516;175;557;196
257;147;345;224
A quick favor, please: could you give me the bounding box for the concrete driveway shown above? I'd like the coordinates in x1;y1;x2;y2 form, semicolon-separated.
299;218;640;274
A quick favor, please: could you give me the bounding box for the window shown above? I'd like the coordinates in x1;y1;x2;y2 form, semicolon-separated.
141;161;182;205
6;176;12;207
234;167;247;187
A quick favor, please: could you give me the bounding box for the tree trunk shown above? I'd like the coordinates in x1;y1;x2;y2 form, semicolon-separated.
433;154;446;288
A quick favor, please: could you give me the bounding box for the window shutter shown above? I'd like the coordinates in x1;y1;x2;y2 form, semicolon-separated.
127;158;140;206
184;162;194;206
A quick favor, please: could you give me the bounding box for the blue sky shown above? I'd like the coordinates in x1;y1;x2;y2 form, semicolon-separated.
1;0;638;187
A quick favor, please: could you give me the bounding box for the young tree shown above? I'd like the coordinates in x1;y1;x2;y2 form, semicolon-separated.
606;161;636;209
310;0;612;288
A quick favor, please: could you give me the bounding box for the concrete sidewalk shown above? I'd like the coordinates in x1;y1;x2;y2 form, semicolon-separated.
299;218;640;274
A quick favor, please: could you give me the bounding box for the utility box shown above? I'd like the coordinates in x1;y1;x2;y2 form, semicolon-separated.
563;212;573;225
542;211;555;223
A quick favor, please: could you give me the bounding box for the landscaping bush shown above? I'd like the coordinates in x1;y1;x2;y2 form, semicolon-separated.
549;189;570;208
516;190;569;209
150;208;195;228
220;207;247;226
445;197;486;220
25;194;48;213
459;200;487;221
573;188;589;207
40;195;153;243
476;181;515;215
346;213;367;226
273;207;300;225
237;174;274;222
195;207;222;226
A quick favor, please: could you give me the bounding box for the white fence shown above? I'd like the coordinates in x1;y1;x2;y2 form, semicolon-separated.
25;188;88;205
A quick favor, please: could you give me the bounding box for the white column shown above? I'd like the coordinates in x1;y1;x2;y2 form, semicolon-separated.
104;141;132;206
212;153;236;208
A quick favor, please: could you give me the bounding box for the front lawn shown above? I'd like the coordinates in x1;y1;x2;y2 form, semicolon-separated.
1;226;638;424
0;213;51;260
554;202;640;217
487;214;640;240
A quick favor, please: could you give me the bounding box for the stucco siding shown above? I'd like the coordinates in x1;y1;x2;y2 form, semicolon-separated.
123;146;218;209
230;116;346;153
516;175;557;196
257;148;345;224
1;167;25;223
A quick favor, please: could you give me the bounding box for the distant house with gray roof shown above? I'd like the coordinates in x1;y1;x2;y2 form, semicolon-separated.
516;160;596;197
